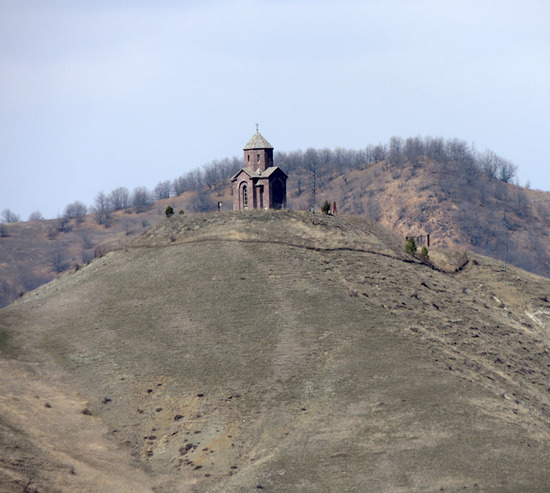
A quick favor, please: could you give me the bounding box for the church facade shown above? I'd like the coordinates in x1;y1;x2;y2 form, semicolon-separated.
231;129;287;211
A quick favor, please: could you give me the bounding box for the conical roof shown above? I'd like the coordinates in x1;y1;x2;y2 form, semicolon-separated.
243;130;273;150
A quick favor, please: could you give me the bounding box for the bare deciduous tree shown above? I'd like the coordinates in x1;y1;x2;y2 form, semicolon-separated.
203;162;220;191
425;136;446;162
1;208;20;223
109;187;131;212
187;170;204;190
64;201;87;223
28;210;44;221
50;242;67;273
404;136;425;166
93;191;113;227
153;180;171;200
445;138;470;164
388;136;404;165
132;186;152;213
55;214;72;233
498;159;517;184
372;143;387;162
190;189;214;213
172;176;187;196
478;150;499;179
476;150;517;183
304;148;320;173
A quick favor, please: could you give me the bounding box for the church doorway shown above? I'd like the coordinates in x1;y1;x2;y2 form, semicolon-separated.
271;179;285;209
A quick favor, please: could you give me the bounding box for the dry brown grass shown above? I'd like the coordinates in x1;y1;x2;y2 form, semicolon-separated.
0;193;212;308
313;160;550;278
1;211;549;492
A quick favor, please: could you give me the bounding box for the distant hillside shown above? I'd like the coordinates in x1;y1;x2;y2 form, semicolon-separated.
2;136;550;308
1;211;549;491
302;158;550;276
0;193;213;308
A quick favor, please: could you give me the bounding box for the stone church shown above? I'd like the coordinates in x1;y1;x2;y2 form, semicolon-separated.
231;128;287;211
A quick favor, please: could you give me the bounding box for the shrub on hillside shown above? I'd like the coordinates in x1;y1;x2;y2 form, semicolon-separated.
405;237;417;256
419;246;430;263
165;206;174;218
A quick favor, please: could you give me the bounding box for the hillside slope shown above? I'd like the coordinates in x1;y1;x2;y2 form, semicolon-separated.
3;153;550;310
1;211;549;492
0;195;194;308
289;158;550;277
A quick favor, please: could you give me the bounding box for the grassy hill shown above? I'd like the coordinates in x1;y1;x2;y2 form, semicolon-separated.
0;195;195;308
1;211;549;492
2;151;550;310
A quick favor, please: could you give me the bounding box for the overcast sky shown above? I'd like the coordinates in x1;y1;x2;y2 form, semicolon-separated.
1;0;549;219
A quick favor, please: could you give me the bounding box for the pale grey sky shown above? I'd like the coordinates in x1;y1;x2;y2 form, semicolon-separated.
1;0;549;219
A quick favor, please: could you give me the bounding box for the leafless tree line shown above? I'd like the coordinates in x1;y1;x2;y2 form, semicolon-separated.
274;136;517;184
80;157;241;225
0;136;519;226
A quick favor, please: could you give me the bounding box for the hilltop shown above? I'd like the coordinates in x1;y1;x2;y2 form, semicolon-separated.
2;142;550;309
1;211;549;492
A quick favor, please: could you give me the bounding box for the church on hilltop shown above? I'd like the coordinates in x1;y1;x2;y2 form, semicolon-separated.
231;127;287;211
